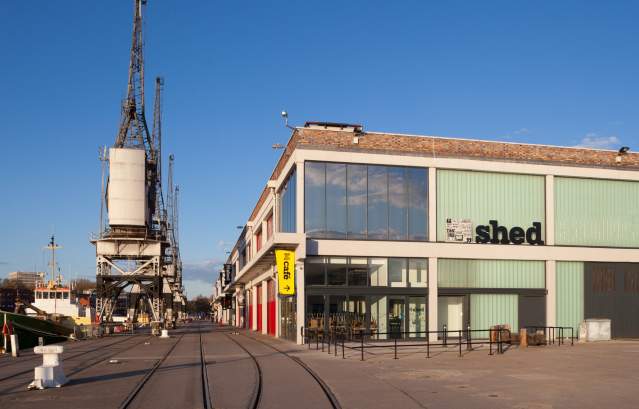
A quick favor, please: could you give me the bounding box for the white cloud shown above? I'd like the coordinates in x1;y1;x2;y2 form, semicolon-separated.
577;133;621;149
503;128;531;140
183;279;213;299
513;128;531;136
182;258;224;282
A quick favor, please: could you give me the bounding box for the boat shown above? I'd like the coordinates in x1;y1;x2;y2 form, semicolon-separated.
1;235;85;352
1;310;73;351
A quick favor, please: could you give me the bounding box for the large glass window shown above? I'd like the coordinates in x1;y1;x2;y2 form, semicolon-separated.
370;295;388;339
280;169;297;233
326;164;347;238
304;162;326;236
408;168;428;240
347;164;367;239
408;296;427;338
388;167;408;240
304;162;428;241
369;258;389;286
367;166;389;240
389;258;407;287
327;257;347;286
408;258;428;287
305;257;326;285
348;257;368;286
306;257;427;288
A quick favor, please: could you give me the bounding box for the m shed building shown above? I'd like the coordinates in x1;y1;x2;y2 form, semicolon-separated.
218;122;639;343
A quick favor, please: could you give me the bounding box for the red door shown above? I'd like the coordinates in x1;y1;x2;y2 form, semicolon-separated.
267;280;276;336
257;285;262;332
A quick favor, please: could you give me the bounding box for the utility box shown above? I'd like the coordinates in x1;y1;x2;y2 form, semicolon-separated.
579;319;611;342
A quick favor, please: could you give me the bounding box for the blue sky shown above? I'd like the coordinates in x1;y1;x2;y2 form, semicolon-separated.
1;1;637;297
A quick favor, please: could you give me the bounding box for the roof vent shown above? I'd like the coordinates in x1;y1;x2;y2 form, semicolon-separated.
304;121;363;133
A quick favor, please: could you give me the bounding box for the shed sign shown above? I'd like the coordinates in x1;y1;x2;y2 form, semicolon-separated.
446;219;545;245
275;250;295;296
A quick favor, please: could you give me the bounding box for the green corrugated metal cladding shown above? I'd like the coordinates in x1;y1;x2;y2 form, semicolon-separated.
471;294;519;337
556;261;584;333
437;170;546;242
438;259;545;288
555;177;639;247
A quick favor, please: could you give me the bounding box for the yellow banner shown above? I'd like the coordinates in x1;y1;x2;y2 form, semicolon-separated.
275;250;295;296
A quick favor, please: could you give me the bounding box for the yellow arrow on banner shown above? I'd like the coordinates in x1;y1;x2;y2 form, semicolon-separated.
275;250;295;296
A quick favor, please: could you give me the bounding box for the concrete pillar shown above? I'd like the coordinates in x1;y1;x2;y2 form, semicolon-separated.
262;219;268;245
252;285;258;331
296;260;305;345
546;260;556;327
295;161;304;234
545;175;555;246
428;257;438;342
261;282;268;335
428;167;437;242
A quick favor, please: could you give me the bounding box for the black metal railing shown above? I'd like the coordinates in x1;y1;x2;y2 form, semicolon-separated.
524;326;575;346
302;324;576;361
303;326;513;361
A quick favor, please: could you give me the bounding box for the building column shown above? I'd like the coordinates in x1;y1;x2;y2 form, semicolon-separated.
546;260;556;327
261;282;268;335
545;175;555;245
295;161;304;234
295;260;305;345
252;285;258;330
428;257;438;342
428;168;437;242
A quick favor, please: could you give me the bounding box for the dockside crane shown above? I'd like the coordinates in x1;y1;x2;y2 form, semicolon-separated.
92;0;181;334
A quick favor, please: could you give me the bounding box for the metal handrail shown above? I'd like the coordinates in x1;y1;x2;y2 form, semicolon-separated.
303;326;514;361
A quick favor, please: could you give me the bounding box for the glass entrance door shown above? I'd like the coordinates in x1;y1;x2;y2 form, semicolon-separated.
408;297;427;338
280;296;297;342
388;297;405;339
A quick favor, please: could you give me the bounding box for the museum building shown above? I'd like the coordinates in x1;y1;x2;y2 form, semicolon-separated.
215;122;639;344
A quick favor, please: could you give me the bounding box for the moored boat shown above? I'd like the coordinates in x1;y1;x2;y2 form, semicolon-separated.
1;310;73;351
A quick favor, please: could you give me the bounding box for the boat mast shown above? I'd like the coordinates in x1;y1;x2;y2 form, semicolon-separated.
45;236;62;314
45;235;62;286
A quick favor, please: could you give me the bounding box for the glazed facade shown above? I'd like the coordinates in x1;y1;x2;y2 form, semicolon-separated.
215;125;639;343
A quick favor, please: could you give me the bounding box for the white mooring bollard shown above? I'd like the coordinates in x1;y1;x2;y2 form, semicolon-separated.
28;345;67;390
160;329;170;338
10;334;19;357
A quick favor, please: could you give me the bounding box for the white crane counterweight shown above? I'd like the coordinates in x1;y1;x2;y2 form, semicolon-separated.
107;148;147;227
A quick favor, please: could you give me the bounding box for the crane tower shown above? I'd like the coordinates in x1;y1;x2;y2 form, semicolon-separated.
92;0;183;333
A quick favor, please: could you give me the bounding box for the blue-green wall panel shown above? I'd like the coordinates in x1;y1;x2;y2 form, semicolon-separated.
437;170;545;242
555;177;639;247
471;294;519;337
556;261;584;333
438;259;545;288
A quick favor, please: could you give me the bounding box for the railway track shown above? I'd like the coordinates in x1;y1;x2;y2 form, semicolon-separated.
119;324;213;409
118;333;185;409
224;332;263;409
200;326;213;409
226;331;341;409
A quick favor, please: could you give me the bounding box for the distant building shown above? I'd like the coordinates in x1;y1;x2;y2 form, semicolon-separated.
7;271;42;289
